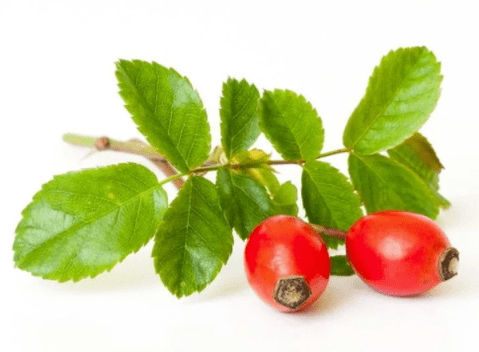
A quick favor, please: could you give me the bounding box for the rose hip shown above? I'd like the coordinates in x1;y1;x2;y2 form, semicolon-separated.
244;215;330;312
346;211;459;296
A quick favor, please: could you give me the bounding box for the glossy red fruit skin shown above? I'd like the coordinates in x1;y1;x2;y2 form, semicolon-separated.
346;211;452;296
244;215;330;312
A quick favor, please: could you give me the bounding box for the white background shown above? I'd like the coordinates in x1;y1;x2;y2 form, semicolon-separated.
1;1;478;351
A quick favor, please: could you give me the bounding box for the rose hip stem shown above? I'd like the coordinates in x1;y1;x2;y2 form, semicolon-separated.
310;223;348;240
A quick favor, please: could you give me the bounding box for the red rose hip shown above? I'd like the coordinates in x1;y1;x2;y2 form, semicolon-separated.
244;215;330;312
346;211;459;296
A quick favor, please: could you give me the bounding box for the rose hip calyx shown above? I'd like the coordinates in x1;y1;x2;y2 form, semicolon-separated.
439;247;459;281
274;276;311;310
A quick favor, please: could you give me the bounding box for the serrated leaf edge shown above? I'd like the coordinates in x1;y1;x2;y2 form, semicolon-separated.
220;77;261;159
13;163;165;282
345;47;442;153
153;176;233;297
350;153;439;218
116;60;211;172
260;89;324;161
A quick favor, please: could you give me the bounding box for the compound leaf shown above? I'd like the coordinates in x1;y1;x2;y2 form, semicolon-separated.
116;60;211;173
14;163;167;282
153;176;233;298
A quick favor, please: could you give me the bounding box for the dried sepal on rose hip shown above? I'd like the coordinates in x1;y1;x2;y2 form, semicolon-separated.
345;211;459;296
244;215;330;312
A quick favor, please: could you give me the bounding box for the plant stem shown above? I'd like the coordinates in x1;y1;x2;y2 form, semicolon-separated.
317;147;351;158
63;133;352;188
267;159;302;166
151;160;185;189
63;134;186;189
158;173;188;187
191;164;224;174
310;223;348;240
265;148;351;166
63;133;167;159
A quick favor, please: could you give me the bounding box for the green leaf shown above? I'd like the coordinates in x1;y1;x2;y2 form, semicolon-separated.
246;167;281;196
388;132;450;209
229;149;296;216
388;133;443;184
116;60;211;173
231;149;280;194
217;168;274;240
302;161;363;249
231;148;272;167
14;163;167;282
153;176;233;298
348;153;439;219
259;89;324;161
272;181;299;216
330;255;354;276
432;192;451;210
220;78;261;159
343;47;442;154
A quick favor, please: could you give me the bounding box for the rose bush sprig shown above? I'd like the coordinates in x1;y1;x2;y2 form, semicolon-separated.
13;46;449;298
